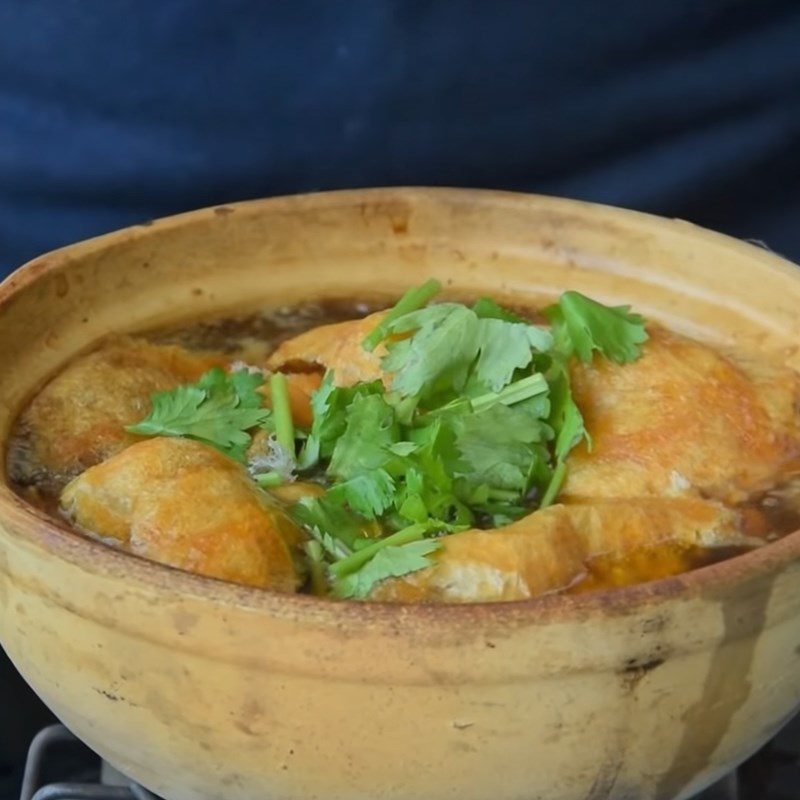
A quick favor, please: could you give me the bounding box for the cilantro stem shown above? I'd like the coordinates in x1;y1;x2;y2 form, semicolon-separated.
329;522;429;578
470;373;548;412
487;488;520;502
362;278;442;352
254;471;283;488
540;460;567;508
305;541;329;596
426;372;548;418
270;372;295;455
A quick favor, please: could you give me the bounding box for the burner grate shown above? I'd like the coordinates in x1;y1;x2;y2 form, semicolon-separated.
19;727;159;800
18;720;800;800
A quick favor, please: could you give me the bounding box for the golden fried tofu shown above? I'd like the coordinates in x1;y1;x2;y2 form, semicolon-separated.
7;337;222;491
266;311;388;386
564;327;800;504
60;437;305;591
269;316;800;505
371;498;757;603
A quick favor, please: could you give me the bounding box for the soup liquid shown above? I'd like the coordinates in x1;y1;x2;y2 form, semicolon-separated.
6;300;800;597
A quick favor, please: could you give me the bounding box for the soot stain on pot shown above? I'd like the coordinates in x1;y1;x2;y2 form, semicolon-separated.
92;686;140;708
54;273;69;298
391;213;408;235
641;614;668;635
358;200;411;235
144;687;219;741
618;655;666;692
654;577;773;799
172;610;198;635
584;756;623;800
234;698;267;737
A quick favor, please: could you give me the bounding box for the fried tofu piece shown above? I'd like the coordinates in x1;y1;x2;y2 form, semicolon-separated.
266;311;388;387
60;437;305;591
269;317;800;505
8;337;222;491
564;327;800;504
371;498;756;603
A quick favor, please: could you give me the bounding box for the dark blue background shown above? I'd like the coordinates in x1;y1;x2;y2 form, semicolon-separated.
0;1;800;793
1;0;799;276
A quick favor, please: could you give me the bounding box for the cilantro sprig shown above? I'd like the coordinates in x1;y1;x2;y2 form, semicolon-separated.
361;278;443;352
126;366;271;460
546;291;649;364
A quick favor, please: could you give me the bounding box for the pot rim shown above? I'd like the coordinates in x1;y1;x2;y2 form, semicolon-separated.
2;186;799;627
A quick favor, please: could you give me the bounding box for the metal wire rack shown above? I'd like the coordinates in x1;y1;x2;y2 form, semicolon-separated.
19;726;159;800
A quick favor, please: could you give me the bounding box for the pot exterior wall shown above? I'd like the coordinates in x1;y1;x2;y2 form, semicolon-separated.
3;524;800;800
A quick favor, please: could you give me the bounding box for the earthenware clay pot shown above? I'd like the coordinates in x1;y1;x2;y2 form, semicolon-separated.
1;189;800;800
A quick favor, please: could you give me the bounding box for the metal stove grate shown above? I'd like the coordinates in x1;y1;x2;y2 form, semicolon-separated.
19;727;159;800
17;721;800;800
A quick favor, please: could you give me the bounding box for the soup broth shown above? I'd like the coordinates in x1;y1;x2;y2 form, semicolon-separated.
6;296;800;601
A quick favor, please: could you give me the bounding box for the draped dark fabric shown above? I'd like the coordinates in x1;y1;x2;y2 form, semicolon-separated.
0;0;799;789
0;0;799;276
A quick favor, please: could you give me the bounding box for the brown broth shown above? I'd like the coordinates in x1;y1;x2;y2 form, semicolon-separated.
148;298;384;362
5;300;800;598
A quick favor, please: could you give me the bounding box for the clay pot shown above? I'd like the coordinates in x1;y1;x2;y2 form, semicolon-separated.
1;188;799;800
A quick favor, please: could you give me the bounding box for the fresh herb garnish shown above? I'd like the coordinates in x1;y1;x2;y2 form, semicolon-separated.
539;364;588;508
361;278;442;352
333;537;443;599
126;366;271;460
129;281;648;599
293;283;647;596
269;372;295;456
254;471;284;488
546;291;649;364
297;375;384;469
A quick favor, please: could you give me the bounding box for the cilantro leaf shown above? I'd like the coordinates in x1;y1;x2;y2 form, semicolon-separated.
291;494;371;551
547;291;648;364
333;539;441;598
539;366;589;507
225;369;266;408
401;419;473;526
548;368;588;462
328;393;398;479
474;318;552;391
382;296;552;400
126;367;270;460
327;469;396;519
382;304;479;400
299;375;383;468
362;278;442;352
447;403;551;494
